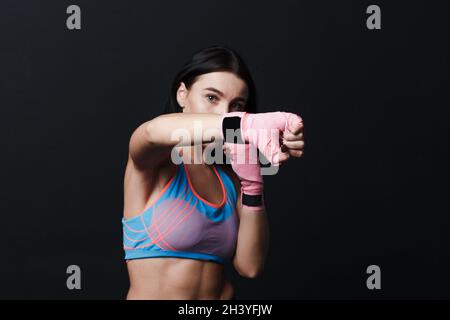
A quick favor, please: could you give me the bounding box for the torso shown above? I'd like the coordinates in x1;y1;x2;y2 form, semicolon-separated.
123;157;240;300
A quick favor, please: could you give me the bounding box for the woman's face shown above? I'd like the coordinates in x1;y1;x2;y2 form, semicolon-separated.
176;71;248;115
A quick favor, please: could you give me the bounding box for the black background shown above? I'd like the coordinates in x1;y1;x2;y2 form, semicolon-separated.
0;0;449;299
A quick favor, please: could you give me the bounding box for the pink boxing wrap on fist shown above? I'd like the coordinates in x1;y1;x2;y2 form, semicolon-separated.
221;111;303;166
221;110;302;210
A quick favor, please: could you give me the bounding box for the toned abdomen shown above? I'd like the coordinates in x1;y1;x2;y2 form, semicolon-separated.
126;257;232;300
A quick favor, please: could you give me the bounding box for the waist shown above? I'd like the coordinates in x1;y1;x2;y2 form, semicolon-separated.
126;257;231;300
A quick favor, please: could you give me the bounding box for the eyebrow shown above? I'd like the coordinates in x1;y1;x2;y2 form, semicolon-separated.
203;87;247;102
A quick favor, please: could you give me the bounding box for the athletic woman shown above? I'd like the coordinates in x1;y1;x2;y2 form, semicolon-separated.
122;45;304;299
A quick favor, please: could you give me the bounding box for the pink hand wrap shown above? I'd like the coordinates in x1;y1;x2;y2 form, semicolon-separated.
223;143;264;212
222;111;303;166
221;111;303;211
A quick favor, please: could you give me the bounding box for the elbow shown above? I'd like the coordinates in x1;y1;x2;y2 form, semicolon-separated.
238;268;263;279
240;269;261;279
145;120;156;143
234;260;264;279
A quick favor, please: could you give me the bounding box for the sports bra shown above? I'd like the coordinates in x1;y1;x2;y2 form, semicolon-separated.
122;157;239;265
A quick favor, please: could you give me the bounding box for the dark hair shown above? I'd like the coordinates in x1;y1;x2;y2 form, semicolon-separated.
163;45;258;114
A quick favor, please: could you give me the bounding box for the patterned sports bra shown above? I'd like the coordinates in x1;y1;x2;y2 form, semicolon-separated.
122;158;239;265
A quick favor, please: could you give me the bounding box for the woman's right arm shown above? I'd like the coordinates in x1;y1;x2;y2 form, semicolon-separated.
129;112;223;171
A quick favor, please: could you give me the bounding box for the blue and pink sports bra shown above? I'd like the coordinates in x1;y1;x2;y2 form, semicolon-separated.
122;159;239;265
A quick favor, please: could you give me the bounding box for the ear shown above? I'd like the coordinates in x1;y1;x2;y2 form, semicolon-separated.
176;82;188;108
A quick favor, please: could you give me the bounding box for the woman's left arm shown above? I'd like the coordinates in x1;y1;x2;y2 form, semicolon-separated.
229;112;304;278
232;191;270;279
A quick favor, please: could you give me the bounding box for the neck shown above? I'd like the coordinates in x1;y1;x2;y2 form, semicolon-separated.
180;145;211;167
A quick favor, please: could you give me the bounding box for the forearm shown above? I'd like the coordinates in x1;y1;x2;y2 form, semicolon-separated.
233;207;270;278
147;112;223;147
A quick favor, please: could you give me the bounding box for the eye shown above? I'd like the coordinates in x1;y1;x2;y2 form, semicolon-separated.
232;102;245;111
206;94;219;103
